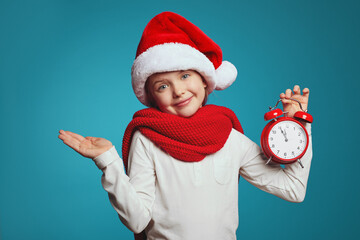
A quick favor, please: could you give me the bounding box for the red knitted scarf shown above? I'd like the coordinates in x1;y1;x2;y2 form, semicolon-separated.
122;104;244;172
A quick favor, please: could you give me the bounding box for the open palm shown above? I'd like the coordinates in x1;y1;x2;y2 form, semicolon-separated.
58;130;113;159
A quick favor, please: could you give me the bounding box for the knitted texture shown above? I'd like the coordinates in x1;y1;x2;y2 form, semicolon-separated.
122;105;244;172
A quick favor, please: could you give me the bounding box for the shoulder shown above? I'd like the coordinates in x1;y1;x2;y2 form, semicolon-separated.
227;128;258;153
229;128;252;143
130;130;157;153
131;130;151;145
132;130;145;140
127;131;156;165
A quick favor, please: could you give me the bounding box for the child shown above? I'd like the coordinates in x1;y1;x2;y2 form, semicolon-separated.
58;12;312;240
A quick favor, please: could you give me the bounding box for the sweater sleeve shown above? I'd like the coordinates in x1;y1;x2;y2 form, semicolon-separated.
239;123;313;203
92;132;156;233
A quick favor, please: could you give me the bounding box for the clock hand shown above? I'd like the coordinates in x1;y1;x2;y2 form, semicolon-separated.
279;127;288;142
283;128;288;142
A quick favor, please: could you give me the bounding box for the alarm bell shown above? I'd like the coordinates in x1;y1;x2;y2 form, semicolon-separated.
294;111;313;123
264;108;283;121
265;98;313;123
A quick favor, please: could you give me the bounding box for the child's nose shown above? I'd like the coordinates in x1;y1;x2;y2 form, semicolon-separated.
172;82;186;97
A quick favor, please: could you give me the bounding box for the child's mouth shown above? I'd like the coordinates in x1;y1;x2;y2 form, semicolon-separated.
174;96;193;107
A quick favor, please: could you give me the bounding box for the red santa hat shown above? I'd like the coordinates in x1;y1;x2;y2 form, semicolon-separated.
131;11;237;106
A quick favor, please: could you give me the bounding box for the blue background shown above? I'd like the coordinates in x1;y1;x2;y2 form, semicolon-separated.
1;0;359;239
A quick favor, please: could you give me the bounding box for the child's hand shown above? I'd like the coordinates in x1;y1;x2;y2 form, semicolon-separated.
280;85;310;119
58;130;113;159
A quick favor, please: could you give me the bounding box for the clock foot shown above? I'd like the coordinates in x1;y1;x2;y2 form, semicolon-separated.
265;156;272;165
298;159;304;168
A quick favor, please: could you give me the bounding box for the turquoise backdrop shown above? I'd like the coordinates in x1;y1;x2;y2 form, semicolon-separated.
1;0;359;239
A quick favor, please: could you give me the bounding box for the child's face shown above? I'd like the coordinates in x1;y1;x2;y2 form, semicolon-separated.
147;70;207;117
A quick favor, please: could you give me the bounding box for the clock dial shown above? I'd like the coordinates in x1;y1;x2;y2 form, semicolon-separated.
268;120;307;160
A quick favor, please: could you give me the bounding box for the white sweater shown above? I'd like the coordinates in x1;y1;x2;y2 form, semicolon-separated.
93;125;312;240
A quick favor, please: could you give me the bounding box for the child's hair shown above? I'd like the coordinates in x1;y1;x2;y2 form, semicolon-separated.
144;70;210;109
144;79;157;108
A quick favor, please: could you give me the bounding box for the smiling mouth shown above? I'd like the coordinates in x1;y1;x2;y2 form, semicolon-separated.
174;96;193;107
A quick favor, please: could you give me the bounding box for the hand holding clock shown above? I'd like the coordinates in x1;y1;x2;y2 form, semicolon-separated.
280;85;309;119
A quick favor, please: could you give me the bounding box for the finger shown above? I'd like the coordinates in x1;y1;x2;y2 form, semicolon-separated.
58;130;76;142
285;89;292;99
302;88;310;98
64;131;85;142
281;98;292;105
58;130;70;141
60;137;82;152
58;130;81;151
280;93;292;104
293;85;301;95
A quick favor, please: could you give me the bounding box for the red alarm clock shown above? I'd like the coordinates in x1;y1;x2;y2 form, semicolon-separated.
260;98;313;168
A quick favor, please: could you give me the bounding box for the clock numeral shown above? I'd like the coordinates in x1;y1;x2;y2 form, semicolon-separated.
270;137;273;141
300;140;303;143
297;146;301;150
277;150;280;154
292;151;295;155
298;132;301;136
271;144;275;148
272;130;276;134
284;152;287;156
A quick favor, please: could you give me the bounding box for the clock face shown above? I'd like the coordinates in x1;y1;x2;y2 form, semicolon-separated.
268;120;307;160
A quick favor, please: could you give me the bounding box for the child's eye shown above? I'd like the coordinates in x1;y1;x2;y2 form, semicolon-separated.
181;73;190;79
158;84;168;91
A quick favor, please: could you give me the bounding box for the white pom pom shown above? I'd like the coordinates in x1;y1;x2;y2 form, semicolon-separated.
214;61;238;90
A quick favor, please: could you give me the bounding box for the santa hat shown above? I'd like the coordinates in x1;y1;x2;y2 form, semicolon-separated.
131;11;237;106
